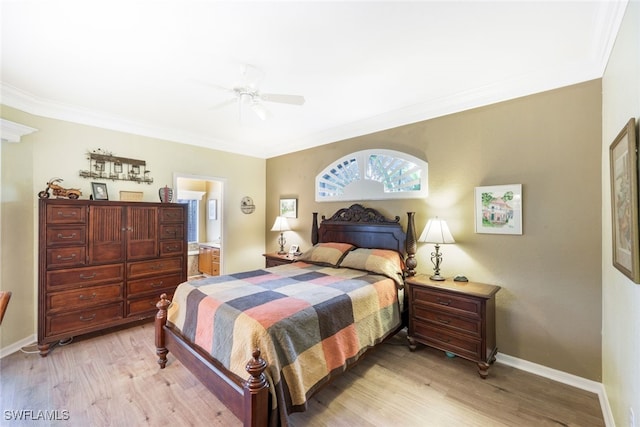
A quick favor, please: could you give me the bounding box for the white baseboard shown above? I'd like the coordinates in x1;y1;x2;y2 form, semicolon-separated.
0;334;37;359
496;353;614;427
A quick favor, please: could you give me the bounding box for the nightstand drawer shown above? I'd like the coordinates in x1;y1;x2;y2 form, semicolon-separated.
413;305;482;337
412;287;482;317
413;320;482;360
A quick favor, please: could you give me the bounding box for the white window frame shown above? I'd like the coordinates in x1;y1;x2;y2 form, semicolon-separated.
315;149;428;202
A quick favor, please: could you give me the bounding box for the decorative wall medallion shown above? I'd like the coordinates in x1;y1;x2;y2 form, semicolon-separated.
241;196;255;214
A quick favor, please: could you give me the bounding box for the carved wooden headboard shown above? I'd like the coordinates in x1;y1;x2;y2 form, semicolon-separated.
311;204;417;276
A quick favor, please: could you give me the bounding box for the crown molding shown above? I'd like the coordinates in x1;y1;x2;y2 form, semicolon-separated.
0;118;38;143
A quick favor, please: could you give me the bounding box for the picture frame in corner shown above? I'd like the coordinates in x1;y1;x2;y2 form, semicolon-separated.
609;117;639;283
91;182;109;201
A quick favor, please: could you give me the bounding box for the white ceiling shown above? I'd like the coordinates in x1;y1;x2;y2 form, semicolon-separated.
1;1;628;159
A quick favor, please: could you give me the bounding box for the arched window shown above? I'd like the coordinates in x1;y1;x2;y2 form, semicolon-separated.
316;149;428;202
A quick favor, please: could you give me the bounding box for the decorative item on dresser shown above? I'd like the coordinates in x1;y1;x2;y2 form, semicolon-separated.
405;274;500;378
263;252;299;268
38;199;187;356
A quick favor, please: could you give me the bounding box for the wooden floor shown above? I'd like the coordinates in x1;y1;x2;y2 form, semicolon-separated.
0;322;604;426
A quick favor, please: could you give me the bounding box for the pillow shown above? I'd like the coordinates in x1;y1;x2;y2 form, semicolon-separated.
297;242;355;267
339;248;405;287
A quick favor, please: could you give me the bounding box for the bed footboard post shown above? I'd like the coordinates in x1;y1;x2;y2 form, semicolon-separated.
244;348;269;427
311;212;319;245
155;293;171;369
405;212;417;276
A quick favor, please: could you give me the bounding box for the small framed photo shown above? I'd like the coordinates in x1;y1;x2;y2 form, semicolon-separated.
289;244;299;256
609;118;639;283
208;199;218;220
475;184;522;235
91;182;109;201
279;198;297;218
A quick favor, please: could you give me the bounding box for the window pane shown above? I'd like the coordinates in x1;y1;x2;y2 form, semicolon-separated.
178;199;198;242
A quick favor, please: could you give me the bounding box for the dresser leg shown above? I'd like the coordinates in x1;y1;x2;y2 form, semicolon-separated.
477;361;490;379
407;336;417;351
37;343;50;357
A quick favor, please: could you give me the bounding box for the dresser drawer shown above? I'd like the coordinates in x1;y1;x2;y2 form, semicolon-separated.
413;304;482;337
127;257;183;279
412;287;482;317
159;224;184;240
126;293;174;317
160;208;184;223
46;226;87;247
413;320;482;360
160;240;184;256
47;246;86;269
46;303;123;336
127;273;183;297
48;283;122;312
46;264;124;289
46;205;86;224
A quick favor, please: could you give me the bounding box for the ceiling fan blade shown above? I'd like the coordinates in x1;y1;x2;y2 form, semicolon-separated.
259;93;305;106
209;97;237;111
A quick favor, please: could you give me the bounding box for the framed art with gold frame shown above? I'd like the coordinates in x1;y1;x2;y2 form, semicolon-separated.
609;117;639;283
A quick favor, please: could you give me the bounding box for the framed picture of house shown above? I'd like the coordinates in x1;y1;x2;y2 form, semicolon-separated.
475;184;522;235
609;117;639;283
279;198;297;218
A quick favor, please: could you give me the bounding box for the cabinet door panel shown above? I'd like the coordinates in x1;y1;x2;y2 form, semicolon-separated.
89;205;125;263
127;206;158;259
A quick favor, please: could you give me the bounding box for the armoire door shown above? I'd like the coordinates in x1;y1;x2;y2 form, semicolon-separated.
88;205;125;264
126;206;158;260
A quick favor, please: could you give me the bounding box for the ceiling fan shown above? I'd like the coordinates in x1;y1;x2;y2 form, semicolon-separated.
202;64;305;121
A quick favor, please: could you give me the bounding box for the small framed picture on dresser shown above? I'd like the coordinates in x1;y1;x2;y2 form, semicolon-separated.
91;182;109;200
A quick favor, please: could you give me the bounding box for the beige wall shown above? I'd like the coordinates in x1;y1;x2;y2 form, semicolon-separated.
601;1;640;425
0;105;266;351
267;79;602;381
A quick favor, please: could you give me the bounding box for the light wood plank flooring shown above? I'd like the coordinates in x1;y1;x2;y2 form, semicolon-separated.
0;322;604;426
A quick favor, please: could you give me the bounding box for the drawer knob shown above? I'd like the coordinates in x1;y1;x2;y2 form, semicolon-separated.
436;298;451;306
78;293;97;300
57;211;77;217
151;264;163;270
150;281;164;288
79;313;96;322
57;254;77;261
79;273;97;280
436;317;451;324
57;233;77;240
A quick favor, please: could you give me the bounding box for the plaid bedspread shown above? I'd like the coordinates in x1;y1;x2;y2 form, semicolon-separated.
167;261;402;421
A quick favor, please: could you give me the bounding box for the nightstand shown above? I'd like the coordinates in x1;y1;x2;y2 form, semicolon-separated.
263;252;299;268
405;274;500;378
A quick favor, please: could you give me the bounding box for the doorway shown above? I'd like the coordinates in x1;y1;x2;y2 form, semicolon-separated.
174;173;225;276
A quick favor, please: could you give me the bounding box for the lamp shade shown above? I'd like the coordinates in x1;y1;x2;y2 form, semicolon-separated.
418;217;455;244
270;216;291;232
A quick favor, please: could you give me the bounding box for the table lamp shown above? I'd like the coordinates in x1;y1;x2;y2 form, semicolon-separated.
271;216;291;254
418;217;455;281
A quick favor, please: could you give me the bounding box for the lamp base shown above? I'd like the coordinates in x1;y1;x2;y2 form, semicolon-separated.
430;274;445;281
277;250;287;255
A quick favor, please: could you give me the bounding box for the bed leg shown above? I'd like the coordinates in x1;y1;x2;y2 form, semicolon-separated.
243;348;269;427
155;293;171;369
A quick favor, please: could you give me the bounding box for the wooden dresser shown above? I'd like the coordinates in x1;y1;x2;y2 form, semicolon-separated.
38;199;187;356
405;274;500;378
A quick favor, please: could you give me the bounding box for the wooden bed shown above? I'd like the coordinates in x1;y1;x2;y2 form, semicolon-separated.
155;204;417;427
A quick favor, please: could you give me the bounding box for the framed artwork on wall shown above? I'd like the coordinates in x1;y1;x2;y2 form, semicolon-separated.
279;198;297;218
474;184;522;235
609;117;639;283
208;199;217;220
91;182;109;201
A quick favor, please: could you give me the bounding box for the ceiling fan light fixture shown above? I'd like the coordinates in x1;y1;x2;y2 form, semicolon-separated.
251;101;270;120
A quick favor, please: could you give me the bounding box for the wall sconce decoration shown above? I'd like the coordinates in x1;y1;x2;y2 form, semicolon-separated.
271;216;291;254
418;217;455;281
